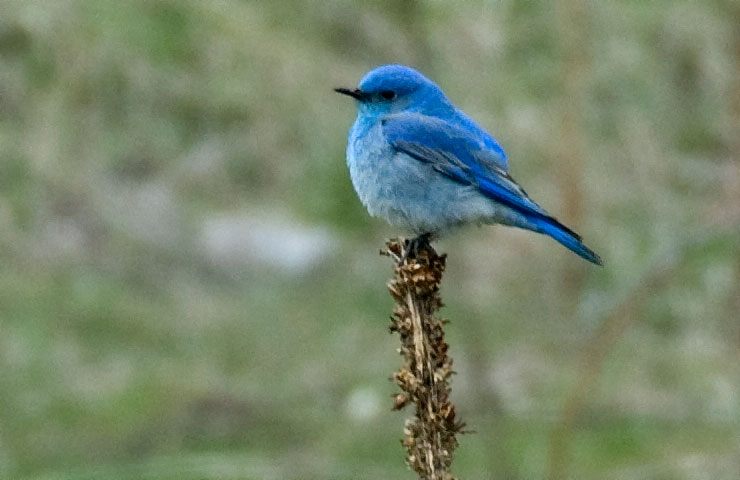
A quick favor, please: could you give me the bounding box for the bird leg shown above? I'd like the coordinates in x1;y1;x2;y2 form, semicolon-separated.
403;232;435;262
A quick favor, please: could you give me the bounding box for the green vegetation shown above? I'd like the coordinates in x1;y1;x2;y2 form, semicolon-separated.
1;1;738;478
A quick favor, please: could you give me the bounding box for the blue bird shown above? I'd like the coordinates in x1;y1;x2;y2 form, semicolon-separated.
335;64;602;265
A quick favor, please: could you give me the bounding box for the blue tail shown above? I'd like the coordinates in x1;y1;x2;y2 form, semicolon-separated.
530;216;603;266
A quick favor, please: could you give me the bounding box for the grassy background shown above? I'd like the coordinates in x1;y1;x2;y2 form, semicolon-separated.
1;1;739;478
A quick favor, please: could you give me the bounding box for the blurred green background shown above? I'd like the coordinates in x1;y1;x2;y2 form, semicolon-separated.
1;1;739;479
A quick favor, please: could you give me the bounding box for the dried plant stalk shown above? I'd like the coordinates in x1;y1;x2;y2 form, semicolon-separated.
383;238;464;480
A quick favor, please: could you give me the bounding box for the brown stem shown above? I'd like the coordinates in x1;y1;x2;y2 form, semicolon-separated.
555;0;590;310
384;238;464;480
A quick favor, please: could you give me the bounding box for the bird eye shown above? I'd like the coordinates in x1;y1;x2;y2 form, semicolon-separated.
380;90;396;100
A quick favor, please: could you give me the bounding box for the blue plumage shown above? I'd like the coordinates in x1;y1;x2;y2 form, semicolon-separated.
336;64;602;265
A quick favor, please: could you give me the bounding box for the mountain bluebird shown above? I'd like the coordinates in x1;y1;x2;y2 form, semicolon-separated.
335;64;602;265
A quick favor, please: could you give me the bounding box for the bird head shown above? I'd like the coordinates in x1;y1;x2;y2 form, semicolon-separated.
335;64;448;117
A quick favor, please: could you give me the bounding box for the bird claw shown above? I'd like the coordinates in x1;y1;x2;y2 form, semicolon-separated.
402;233;435;263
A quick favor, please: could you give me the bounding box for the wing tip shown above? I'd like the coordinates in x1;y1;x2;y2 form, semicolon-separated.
533;217;602;266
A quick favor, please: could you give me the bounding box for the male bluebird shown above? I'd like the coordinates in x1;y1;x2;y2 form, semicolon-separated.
335;65;602;265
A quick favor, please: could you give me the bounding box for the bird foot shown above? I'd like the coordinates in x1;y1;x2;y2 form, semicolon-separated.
402;233;435;262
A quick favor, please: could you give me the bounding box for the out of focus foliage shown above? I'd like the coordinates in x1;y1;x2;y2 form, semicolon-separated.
1;1;738;479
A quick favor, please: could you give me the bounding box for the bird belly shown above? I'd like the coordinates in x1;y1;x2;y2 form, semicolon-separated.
348;132;503;234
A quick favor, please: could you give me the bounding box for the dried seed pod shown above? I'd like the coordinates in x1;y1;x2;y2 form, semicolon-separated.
384;238;465;480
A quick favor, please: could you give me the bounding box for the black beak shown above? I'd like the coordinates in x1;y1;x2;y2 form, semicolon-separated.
334;87;367;101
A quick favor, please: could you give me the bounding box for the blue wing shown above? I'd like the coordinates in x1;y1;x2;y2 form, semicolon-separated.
382;112;552;221
382;112;602;265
